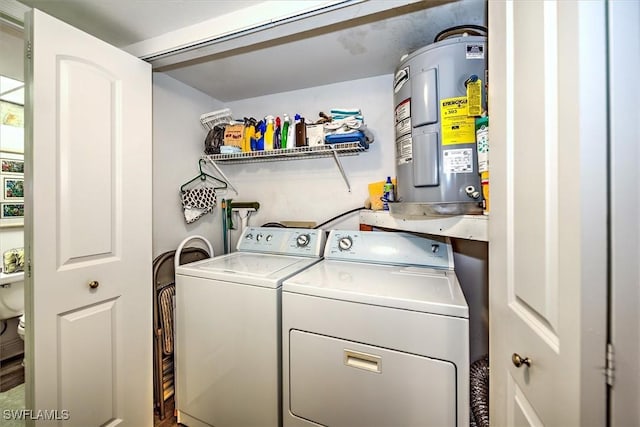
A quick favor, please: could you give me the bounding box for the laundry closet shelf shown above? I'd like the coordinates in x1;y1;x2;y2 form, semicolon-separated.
204;142;366;163
203;142;367;192
359;210;488;242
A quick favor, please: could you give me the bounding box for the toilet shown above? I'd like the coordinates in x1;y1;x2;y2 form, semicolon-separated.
17;313;25;340
0;279;24;321
0;277;25;342
0;277;25;365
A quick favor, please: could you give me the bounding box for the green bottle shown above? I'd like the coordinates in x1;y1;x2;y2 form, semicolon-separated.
281;114;290;149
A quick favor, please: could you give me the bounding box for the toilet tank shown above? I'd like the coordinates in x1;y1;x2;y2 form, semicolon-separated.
0;275;24;320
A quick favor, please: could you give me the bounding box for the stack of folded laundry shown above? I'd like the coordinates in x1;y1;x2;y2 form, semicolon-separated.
323;108;374;148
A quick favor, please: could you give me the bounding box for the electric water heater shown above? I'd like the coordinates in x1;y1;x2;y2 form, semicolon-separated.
392;35;487;215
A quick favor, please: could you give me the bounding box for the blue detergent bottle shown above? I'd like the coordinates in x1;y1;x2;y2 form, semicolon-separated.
255;120;266;151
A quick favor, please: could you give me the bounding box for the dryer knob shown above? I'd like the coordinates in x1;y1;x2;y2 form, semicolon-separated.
338;236;353;251
296;234;310;247
256;233;263;241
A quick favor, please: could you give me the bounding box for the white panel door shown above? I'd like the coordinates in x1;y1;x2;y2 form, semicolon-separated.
609;1;640;425
24;9;152;426
489;1;607;425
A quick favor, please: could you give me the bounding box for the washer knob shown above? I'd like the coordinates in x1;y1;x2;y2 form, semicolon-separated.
266;234;273;242
296;234;310;247
245;233;254;240
338;236;353;251
256;233;263;241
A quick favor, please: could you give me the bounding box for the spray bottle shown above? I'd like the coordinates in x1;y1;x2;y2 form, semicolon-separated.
281;114;290;149
288;115;295;148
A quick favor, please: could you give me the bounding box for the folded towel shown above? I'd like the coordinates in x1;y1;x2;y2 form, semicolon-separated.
330;108;363;122
330;108;361;116
3;248;24;274
220;146;242;154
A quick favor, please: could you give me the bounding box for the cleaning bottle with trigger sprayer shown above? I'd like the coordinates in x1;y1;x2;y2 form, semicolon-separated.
288;115;295;149
281;114;290;149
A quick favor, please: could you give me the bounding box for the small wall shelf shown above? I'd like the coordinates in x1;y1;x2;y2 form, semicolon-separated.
203;142;367;193
359;210;489;242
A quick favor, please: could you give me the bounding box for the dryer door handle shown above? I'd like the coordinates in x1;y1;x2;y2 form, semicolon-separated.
344;349;382;374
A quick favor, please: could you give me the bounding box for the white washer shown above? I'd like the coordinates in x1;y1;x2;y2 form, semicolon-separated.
282;230;469;427
175;227;325;427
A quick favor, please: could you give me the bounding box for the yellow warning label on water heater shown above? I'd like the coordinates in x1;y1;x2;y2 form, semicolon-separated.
466;79;482;116
440;96;476;146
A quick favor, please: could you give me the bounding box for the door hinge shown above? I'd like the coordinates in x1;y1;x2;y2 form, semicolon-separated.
26;40;32;60
605;342;614;387
27;258;32;278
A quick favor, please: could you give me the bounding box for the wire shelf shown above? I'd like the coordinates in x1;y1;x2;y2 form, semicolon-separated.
202;142;368;192
203;142;367;164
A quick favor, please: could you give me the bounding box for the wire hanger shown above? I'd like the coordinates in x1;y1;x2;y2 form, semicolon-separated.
180;159;228;192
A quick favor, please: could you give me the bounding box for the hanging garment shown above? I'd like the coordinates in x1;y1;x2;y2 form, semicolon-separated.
180;187;217;224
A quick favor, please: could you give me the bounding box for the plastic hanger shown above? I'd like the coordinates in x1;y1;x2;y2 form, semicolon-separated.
180;159;228;192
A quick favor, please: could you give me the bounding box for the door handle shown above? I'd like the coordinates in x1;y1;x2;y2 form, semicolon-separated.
88;280;99;289
512;353;531;368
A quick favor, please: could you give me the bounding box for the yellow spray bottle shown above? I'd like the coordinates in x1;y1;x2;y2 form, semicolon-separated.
264;115;275;151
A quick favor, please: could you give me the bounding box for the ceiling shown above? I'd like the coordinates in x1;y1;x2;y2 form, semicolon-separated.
13;0;487;101
17;0;263;48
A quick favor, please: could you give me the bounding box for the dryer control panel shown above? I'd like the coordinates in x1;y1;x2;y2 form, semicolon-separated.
237;227;325;257
325;230;454;269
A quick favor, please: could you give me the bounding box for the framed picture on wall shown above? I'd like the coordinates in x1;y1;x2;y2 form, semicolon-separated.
0;100;23;128
0;151;24;227
1;158;24;173
0;202;24;227
2;176;23;200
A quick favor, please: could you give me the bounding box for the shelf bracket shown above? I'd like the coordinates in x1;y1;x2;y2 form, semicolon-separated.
331;149;351;192
204;158;239;195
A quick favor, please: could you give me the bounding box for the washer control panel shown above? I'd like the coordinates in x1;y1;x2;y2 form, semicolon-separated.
238;227;325;257
325;230;454;269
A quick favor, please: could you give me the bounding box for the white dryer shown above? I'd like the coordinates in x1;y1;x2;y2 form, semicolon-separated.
175;227;325;427
282;230;469;427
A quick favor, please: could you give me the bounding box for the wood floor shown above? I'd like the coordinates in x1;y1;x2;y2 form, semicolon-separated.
0;354;24;393
3;358;181;426
155;395;181;427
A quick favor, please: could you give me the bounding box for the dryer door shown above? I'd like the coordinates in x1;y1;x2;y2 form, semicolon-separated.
289;330;457;427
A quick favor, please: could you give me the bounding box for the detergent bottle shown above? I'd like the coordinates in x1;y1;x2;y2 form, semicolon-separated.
264;115;275;150
254;120;266;151
244;118;256;152
295;114;306;147
274;116;282;149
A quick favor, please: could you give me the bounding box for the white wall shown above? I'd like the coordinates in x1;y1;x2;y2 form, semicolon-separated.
152;72;224;258
222;74;395;248
153;73;395;255
1;228;23;253
0;22;24;259
0;23;23;81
